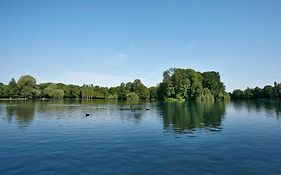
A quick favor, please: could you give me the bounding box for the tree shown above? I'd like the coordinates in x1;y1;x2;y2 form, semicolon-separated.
273;82;281;100
158;68;214;101
0;70;231;101
44;84;64;99
149;86;157;100
231;82;281;100
172;69;191;99
38;83;52;98
185;69;203;99
17;75;37;99
231;89;244;99
159;69;175;99
202;71;225;99
263;85;274;99
68;85;81;98
108;87;118;99
253;87;263;99
4;78;19;98
196;88;214;101
244;87;254;99
131;79;149;100
0;82;4;98
126;92;139;101
117;83;129;100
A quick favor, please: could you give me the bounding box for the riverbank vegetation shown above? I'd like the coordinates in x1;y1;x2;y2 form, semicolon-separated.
0;68;229;101
230;82;281;100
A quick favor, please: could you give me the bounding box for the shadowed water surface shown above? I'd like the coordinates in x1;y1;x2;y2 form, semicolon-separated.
0;100;281;175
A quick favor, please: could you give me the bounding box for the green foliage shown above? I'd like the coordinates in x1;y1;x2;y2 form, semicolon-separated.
81;84;108;99
0;82;4;97
68;85;81;98
131;79;149;100
117;83;129;100
202;71;225;99
1;68;232;101
274;82;281;100
263;85;274;99
44;84;64;99
243;87;253;99
165;97;185;102
231;82;281;100
219;92;231;100
158;68;227;101
149;86;157;100
107;94;118;99
17;75;37;99
254;87;263;99
231;89;244;99
196;88;214;102
125;92;139;101
4;79;19;98
114;80;149;100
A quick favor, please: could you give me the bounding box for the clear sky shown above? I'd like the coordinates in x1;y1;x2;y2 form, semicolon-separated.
0;0;281;91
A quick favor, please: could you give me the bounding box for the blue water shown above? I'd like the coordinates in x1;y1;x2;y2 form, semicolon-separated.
0;100;281;175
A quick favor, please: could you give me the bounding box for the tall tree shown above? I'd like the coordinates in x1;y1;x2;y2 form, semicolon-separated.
117;83;129;100
159;68;206;100
44;84;64;99
202;71;225;99
244;87;254;99
149;86;157;100
0;82;4;98
231;89;244;99
131;79;149;100
263;85;274;99
17;75;37;99
4;78;19;98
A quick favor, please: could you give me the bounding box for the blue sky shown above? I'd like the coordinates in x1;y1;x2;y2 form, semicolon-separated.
0;0;281;91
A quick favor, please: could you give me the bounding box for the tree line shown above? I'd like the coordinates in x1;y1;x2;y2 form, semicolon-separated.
230;82;281;100
0;68;229;101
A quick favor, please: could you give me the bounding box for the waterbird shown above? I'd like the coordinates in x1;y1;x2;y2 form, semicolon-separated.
86;113;90;117
145;108;150;111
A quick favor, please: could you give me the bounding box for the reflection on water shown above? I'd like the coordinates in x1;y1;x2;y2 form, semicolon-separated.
120;110;145;124
1;100;281;175
158;101;227;134
1;100;280;130
5;101;35;127
232;100;281;118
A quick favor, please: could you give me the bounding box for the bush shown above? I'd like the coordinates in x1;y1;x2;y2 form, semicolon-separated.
125;92;139;101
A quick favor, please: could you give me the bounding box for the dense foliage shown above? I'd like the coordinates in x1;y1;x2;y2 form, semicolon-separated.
231;82;281;100
0;75;150;100
157;68;229;101
0;68;230;101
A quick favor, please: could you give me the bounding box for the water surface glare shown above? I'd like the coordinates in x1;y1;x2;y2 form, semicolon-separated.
0;100;281;175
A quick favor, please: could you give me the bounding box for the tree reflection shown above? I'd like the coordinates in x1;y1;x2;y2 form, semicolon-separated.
158;101;227;134
232;100;281;118
5;101;35;127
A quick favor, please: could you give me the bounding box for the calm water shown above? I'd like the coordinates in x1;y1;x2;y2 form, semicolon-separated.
0;100;281;175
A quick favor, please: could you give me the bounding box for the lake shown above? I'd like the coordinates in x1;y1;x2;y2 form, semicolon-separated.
0;100;281;175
